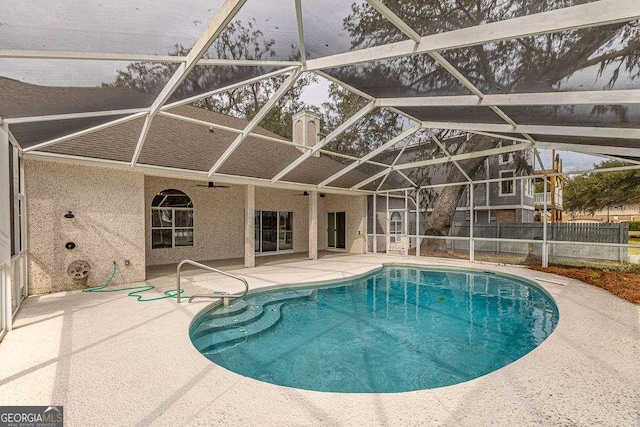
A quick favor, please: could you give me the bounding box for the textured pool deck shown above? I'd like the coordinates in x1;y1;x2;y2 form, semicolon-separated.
1;253;639;426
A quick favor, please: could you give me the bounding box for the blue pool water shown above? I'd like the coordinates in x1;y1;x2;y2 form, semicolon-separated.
190;266;558;393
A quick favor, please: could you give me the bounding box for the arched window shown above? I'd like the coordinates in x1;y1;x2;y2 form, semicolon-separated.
151;189;193;249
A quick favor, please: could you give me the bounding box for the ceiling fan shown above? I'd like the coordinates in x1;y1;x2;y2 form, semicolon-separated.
295;191;326;197
196;181;230;189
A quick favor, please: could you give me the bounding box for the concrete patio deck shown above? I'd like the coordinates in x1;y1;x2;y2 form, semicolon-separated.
0;253;639;426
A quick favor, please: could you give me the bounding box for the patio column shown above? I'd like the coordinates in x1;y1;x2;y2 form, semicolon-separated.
309;190;318;260
244;184;255;268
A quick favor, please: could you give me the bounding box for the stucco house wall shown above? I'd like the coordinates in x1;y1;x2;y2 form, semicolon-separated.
145;176;245;266
25;161;368;295
255;187;311;254
145;180;364;265
323;194;367;254
26;159;146;294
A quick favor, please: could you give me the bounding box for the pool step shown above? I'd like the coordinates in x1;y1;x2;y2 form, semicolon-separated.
191;303;266;340
191;289;313;353
196;302;284;354
202;299;248;319
193;289;313;335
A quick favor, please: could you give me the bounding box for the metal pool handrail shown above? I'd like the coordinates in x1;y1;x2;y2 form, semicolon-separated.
176;260;249;304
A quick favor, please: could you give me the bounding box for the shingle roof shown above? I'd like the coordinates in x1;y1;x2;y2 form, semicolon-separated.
0;76;152;119
1;78;390;190
1;76;153;147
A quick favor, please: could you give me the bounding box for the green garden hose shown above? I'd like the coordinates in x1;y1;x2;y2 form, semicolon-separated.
84;262;191;302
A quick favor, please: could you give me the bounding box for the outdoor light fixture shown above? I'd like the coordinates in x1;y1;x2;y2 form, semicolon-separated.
209;126;215;133
64;211;75;219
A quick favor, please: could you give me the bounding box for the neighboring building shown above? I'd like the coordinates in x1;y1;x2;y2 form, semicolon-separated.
369;137;537;250
534;151;564;223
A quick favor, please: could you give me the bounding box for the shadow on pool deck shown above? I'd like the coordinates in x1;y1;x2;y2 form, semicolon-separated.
145;250;350;280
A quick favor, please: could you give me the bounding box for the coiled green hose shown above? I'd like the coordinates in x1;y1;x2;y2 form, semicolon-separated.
84;262;191;302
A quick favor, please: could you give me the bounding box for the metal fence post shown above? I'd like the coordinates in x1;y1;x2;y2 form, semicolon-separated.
416;188;420;257
542;176;549;267
373;193;377;254
404;190;409;256
386;192;390;255
470;183;475;262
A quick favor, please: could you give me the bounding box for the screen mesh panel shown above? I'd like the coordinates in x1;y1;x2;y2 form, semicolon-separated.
0;0;225;54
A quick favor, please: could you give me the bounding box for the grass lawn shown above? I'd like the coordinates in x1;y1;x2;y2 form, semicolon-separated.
630;238;640;255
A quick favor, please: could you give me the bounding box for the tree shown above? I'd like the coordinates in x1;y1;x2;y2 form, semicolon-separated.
321;84;405;158
105;19;316;139
564;160;640;217
340;1;640;252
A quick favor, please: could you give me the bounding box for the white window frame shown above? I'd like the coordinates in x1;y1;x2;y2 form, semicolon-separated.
151;207;194;249
499;170;516;196
151;189;194;249
498;141;514;164
389;211;403;243
524;178;535;198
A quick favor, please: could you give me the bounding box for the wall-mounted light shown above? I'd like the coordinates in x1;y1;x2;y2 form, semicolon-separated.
64;211;75;219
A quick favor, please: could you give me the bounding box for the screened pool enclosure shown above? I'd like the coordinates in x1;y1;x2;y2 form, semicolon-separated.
1;0;640;336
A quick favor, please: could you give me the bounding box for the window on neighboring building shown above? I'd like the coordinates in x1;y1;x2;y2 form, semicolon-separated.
524;178;534;198
255;211;293;253
499;141;514;164
151;189;193;249
499;170;516;196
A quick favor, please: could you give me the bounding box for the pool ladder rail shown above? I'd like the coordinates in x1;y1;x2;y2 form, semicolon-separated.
176;260;249;304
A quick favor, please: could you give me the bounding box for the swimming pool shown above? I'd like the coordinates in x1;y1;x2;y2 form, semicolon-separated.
190;265;558;393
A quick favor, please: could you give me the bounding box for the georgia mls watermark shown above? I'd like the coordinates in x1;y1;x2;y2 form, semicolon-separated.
0;406;63;427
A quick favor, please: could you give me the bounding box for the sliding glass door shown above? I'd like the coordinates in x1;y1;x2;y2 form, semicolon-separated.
255;211;293;253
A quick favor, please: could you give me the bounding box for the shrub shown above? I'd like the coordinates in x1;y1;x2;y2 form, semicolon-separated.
628;221;640;232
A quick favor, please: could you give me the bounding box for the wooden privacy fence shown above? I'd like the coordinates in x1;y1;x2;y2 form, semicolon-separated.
442;222;629;262
449;222;629;244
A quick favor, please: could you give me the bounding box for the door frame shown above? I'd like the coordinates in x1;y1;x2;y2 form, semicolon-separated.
254;210;294;255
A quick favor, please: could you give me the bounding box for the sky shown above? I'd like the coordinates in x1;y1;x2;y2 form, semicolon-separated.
537;150;606;172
